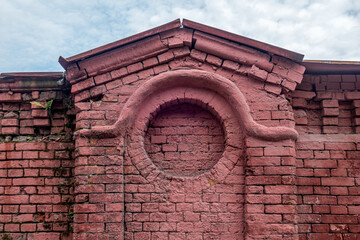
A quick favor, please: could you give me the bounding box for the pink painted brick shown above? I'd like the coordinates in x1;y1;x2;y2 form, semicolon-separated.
264;83;281;95
94;72;112;85
190;49;206;62
153;64;169;74
206;55;223;67
172;46;190;58
71;77;95;94
142;57;159;68
158;51;174;64
127;62;143;74
110;67;128;80
282;79;297;91
122;74;139;85
267;73;283;85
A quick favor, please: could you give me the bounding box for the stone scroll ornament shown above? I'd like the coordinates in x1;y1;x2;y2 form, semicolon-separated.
77;69;298;141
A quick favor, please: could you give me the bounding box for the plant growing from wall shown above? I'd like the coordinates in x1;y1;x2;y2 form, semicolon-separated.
30;99;54;122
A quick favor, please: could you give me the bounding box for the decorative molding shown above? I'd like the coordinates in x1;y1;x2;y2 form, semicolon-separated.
78;69;298;141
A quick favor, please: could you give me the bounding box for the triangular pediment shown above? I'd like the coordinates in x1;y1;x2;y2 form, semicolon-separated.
62;19;307;103
60;19;303;68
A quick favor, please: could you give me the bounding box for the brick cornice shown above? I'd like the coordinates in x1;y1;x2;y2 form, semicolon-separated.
0;72;68;93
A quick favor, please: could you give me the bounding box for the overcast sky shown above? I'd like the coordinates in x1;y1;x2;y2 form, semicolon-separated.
1;0;359;73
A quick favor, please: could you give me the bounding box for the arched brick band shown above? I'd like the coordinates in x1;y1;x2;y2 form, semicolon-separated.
78;69;298;141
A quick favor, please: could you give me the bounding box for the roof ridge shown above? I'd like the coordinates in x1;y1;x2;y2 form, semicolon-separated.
59;18;305;70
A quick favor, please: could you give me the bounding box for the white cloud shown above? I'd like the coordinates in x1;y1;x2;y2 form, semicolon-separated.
0;0;359;73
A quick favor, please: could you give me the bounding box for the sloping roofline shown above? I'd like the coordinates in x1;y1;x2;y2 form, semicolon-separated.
58;19;181;68
182;19;304;62
58;18;305;69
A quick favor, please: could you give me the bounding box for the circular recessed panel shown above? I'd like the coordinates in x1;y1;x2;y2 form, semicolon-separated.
144;102;225;177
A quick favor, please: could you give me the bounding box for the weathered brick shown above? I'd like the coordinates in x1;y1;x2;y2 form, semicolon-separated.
0;143;15;151
1;118;19;126
1;127;19;135
325;142;355;150
15;142;45;151
249;65;268;81
206;55;223;67
0;93;22;102
172;46;190;58
153;64;169;74
158;51;174;64
296;142;324;150
264;147;295;156
110;67;128;80
94;72;112;85
322;177;354;186
282;79;297;91
264;83;281;95
266;73;282;85
71;78;95;94
190;49;206;62
265;205;296;214
13;178;44;186
122;74;139;85
303;195;337;204
345;91;360;100
142;57;159;68
33;118;50;126
127;62;143;74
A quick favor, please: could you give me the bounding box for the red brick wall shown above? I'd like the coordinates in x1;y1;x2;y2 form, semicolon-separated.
2;27;359;240
0;86;75;240
66;28;304;239
294;74;360;239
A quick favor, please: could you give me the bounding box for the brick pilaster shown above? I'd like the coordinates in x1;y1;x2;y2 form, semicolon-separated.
245;136;298;239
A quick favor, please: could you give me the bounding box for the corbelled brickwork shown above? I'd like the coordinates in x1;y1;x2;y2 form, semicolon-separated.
293;73;360;239
1;19;360;240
